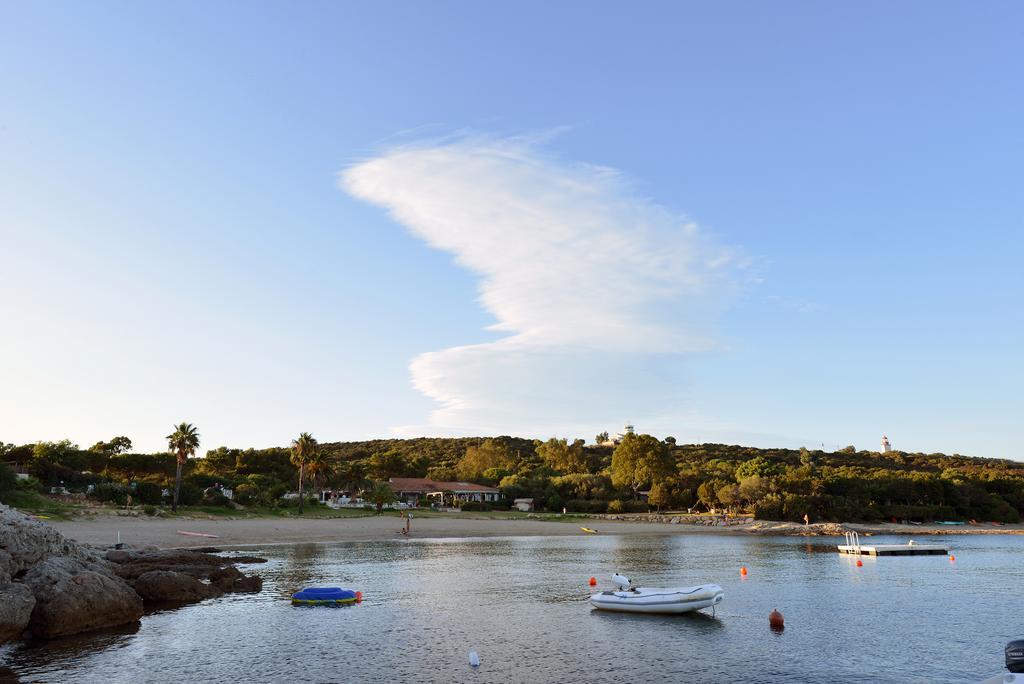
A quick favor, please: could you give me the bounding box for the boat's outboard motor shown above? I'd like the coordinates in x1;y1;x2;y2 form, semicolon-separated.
1007;640;1024;673
611;573;632;590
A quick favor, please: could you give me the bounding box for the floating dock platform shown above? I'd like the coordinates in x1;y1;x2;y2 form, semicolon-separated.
838;531;949;556
837;543;949;556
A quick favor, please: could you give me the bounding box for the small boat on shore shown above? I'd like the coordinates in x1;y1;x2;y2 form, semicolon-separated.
590;574;724;615
291;587;362;606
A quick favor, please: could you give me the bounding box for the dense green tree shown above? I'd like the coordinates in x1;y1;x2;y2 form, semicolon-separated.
697;478;727;510
552;473;612;500
610;433;673;499
536;438;588;474
167;423;200;512
106;452;177;481
198;447;239;476
0;461;16;499
235;448;295;482
735;456;780;480
647;481;675;510
457;440;513;481
426;465;458;482
738;474;769;506
717;482;740;510
369;449;406;480
89;436;133;455
33;440;79;463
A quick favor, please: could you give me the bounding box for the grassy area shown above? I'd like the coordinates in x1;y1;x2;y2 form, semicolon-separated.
1;491;80;521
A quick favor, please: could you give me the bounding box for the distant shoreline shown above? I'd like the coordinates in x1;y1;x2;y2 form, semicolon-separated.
49;511;1024;549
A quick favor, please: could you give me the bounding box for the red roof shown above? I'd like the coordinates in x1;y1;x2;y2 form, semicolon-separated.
388;477;498;493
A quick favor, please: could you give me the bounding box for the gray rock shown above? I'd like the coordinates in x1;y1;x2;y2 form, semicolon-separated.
22;557;143;639
0;504;104;576
0;583;35;644
209;566;262;593
105;549;138;564
132;570;223;603
0;549;14;584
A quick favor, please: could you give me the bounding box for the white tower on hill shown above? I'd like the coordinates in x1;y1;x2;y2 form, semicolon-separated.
881;435;891;453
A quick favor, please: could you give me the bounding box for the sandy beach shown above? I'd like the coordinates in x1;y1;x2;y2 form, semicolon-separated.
50;512;1024;549
52;513;732;548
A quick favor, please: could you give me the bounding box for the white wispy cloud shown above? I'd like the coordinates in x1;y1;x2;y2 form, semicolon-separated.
341;136;740;437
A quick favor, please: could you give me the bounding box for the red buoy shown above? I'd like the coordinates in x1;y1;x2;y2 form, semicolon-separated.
769;608;784;631
856;559;863;567
588;576;597;587
949;555;956;562
740;566;748;577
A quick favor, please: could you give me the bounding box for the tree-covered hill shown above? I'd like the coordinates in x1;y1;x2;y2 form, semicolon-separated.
2;435;1022;523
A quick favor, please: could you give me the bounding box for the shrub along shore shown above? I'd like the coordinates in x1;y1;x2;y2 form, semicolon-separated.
3;434;1023;525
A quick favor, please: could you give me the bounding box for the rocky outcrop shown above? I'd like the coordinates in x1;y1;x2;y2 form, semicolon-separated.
106;548;264;602
133;570;223;603
1;504;139;643
21;556;143;639
0;549;15;585
0;505;102;577
0;583;35;642
0;503;263;645
599;513;756;527
106;548;265;581
106;548;264;598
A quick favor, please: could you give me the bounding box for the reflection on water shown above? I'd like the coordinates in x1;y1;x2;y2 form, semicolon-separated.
589;606;726;631
1;534;1020;683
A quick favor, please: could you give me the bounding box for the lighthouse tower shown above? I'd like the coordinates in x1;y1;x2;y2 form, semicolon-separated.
881;435;891;453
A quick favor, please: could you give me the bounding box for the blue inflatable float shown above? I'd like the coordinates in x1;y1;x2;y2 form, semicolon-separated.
291;587;362;606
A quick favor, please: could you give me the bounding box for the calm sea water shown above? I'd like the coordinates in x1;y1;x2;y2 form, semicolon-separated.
2;533;1021;683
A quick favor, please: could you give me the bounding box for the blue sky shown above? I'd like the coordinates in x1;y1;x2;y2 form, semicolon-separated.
1;2;1021;457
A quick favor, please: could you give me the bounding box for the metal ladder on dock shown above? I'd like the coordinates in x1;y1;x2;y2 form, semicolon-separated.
844;530;861;554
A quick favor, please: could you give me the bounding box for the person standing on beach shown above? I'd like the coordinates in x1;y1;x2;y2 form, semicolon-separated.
803;513;810;525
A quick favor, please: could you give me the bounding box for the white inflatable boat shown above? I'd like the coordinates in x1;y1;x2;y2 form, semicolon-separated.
590;574;724;615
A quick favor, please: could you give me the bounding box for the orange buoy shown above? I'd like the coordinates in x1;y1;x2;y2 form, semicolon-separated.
355;591;363;602
769;608;784;631
740;566;748;577
856;559;863;567
949;555;956;562
588;576;597;587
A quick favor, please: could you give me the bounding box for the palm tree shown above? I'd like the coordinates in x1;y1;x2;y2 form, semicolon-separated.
366;482;396;514
290;432;318;514
305;451;336;499
167;423;200;512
